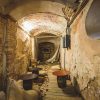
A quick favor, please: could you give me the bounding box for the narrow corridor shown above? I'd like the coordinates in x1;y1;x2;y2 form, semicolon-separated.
0;0;100;100
44;65;82;100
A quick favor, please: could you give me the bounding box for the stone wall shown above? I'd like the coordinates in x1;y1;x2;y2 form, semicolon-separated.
64;0;100;100
14;28;32;77
0;15;31;90
0;15;16;90
0;15;16;91
6;17;17;79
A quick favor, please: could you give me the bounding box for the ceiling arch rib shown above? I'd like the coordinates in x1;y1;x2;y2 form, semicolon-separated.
36;33;57;37
18;13;67;36
31;27;62;37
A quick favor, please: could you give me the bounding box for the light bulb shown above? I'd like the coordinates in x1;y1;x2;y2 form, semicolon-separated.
22;21;33;32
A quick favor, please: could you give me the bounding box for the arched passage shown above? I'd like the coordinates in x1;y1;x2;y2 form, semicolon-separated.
17;13;67;64
0;1;100;100
38;42;55;62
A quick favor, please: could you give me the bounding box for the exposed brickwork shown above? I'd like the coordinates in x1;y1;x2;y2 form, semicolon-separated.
6;18;17;79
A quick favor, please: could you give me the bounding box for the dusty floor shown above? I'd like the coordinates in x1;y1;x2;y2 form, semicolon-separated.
0;64;83;100
38;64;82;100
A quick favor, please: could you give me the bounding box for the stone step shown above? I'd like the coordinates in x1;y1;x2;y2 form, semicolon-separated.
44;67;82;100
46;93;76;97
49;77;57;80
47;89;76;93
48;85;73;89
48;82;57;84
49;78;56;79
47;88;76;93
44;95;82;100
49;80;57;81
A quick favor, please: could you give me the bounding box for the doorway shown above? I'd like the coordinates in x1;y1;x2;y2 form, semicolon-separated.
38;42;55;62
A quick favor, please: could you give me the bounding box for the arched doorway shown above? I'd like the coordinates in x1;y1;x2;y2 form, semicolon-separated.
38;42;55;62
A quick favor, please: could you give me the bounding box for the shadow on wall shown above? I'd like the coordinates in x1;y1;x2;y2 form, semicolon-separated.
0;75;3;91
86;0;100;40
73;77;84;100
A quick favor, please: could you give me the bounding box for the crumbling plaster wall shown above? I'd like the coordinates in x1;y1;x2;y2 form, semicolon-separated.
15;28;32;77
64;0;100;100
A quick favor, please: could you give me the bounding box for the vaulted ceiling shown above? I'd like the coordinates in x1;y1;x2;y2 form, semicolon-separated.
0;0;82;36
0;0;67;6
18;13;67;36
0;0;83;21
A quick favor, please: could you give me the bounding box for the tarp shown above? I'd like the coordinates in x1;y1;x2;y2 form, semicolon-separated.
46;45;60;63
